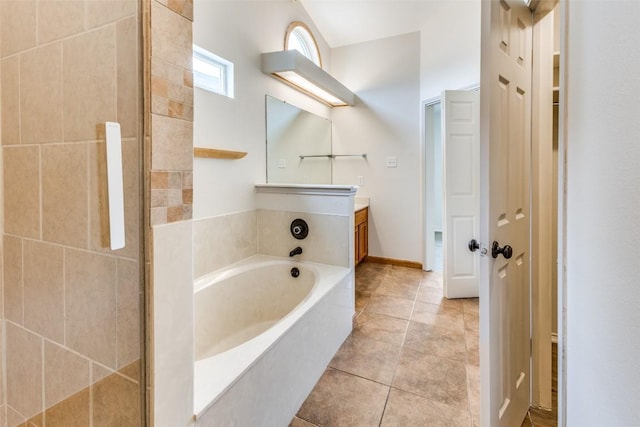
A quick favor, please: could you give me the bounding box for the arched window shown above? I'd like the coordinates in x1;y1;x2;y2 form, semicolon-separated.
285;21;322;67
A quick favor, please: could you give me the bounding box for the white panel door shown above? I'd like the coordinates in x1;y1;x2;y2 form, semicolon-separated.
480;0;533;426
442;90;480;299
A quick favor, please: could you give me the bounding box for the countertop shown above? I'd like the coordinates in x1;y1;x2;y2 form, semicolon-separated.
354;196;370;212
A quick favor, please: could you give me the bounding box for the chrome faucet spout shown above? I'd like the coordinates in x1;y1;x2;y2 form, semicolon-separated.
289;246;303;257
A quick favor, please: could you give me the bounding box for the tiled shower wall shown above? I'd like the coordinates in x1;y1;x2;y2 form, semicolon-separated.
0;1;143;426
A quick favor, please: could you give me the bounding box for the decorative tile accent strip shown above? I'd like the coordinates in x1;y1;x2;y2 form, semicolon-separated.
147;0;194;225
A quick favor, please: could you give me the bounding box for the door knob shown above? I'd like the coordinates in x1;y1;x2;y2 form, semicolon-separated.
491;241;513;259
468;239;480;252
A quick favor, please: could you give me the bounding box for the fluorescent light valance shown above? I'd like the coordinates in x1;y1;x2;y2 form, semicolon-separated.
262;50;355;107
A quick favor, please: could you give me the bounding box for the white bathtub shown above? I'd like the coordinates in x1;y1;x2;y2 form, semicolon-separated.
193;254;353;425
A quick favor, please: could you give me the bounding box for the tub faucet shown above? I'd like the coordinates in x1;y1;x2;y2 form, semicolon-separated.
289;246;303;257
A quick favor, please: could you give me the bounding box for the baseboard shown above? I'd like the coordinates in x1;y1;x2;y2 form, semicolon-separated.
551;332;558;343
364;256;422;270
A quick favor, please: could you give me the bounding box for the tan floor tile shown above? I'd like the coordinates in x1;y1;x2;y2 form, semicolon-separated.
297;368;389;427
352;312;409;346
376;278;419;300
465;333;480;366
392;348;468;409
416;287;465;313
354;290;370;316
389;266;422;286
412;301;465;332
364;294;414;320
329;335;402;385
355;275;383;295
462;298;479;314
404;321;466;362
289;417;318;427
381;388;471;427
529;407;558;427
466;364;480;426
464;311;479;336
421;275;444;289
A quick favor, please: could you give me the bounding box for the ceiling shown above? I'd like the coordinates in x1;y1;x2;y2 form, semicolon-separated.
298;0;453;48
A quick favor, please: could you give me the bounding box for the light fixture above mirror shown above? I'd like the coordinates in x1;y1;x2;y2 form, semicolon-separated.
262;50;355;107
262;21;355;107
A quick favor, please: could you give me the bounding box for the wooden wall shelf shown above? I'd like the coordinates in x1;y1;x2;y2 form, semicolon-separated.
194;147;247;160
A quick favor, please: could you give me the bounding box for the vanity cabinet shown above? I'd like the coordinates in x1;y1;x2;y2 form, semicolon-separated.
355;207;368;265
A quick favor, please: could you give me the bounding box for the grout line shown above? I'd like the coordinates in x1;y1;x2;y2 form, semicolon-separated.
377;385;392;427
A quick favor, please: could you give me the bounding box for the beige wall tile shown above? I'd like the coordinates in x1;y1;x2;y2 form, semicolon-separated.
44;341;90;408
151;57;183;85
89;139;140;258
44;389;90;427
4;235;24;324
193;211;257;279
6;405;26;427
151;1;192;70
117;16;140;138
92;363;114;383
65;249;117;368
150;207;167;225
23;240;65;343
3;146;40;238
38;0;85;44
20;43;64;144
0;0;36;58
1;56;20;145
150;113;193;171
63;26;116;142
86;0;137;29
6;323;43;419
93;372;140;427
117;258;141;369
42;144;88;248
257;210;350;267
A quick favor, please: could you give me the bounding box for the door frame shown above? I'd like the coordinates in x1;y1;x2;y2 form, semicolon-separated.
422;96;442;272
422;85;480;274
530;5;556;410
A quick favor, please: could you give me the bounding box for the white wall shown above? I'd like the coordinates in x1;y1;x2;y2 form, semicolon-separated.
193;0;331;219
420;0;481;101
564;1;640;424
331;32;422;263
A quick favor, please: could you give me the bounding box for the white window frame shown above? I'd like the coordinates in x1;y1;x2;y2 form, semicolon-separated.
193;45;234;98
285;21;322;67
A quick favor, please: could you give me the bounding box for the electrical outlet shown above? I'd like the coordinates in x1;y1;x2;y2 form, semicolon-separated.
278;159;286;168
358;176;364;185
386;156;397;168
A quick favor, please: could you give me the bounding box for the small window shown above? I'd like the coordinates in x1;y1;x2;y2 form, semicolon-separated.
285;21;322;67
193;45;234;98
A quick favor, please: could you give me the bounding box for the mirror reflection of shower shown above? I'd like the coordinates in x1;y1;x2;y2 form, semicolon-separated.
265;95;332;184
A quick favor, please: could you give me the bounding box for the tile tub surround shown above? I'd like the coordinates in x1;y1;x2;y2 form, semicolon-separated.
194;255;353;425
255;184;357;269
258;209;350;268
193;210;257;279
292;261;480;427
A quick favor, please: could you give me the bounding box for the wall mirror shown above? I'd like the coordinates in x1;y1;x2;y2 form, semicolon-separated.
265;95;332;184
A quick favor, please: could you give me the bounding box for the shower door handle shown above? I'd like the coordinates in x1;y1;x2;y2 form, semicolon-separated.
105;122;126;250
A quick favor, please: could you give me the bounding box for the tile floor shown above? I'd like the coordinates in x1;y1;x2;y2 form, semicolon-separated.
290;261;480;427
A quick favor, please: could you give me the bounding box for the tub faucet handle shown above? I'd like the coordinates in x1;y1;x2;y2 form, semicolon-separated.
289;246;303;257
